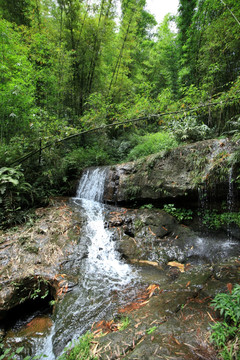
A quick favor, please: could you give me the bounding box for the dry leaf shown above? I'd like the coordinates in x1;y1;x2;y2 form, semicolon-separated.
207;311;216;323
227;283;233;294
148;227;156;236
167;261;185;272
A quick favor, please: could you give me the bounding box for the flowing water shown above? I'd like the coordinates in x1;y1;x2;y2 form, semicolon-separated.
4;168;138;358
227;166;234;239
3;167;240;358
42;168;137;357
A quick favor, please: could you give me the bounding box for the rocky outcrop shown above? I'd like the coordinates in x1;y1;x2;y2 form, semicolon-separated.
106;206;240;266
107;207;197;265
104;138;238;206
0;199;82;321
96;257;240;360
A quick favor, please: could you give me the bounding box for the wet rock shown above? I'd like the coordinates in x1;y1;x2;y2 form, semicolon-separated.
97;258;239;360
104;138;238;206
107;207;197;265
0;200;81;317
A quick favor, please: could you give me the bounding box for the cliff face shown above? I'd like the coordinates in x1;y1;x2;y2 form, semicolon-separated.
104;138;237;206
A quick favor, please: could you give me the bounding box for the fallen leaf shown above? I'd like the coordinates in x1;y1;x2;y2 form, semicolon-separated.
185;281;191;287
227;283;233;294
148;227;156;236
207;311;216;323
167;261;185;272
131;259;159;267
147;284;160;297
134;322;142;328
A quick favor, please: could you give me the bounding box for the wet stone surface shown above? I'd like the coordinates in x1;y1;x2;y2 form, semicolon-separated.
0;198;240;359
0;198;83;316
92;206;240;359
95;258;240;360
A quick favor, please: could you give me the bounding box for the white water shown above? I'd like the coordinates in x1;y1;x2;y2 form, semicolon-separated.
227;166;234;239
77;168;133;284
39;168;136;357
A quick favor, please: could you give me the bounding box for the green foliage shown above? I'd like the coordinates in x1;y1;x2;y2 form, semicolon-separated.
0;19;35;142
146;326;157;334
0;166;33;228
163;204;193;222
64;146;110;178
127;132;178;161
119;316;130;331
57;332;97;360
199;210;240;230
210;284;240;359
140;204;154;210
0;342;43;360
170;116;212;142
0;0;239;228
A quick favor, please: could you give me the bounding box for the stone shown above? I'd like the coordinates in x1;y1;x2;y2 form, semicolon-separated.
104;138;238;206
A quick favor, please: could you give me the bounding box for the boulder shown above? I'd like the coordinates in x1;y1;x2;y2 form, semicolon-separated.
104;138;238;206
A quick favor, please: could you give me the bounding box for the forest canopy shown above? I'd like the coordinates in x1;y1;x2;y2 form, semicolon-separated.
0;0;240;226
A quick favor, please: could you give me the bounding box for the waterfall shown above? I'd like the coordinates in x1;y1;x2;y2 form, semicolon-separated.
27;167;136;359
75;167;133;282
76;167;106;202
227;166;234;239
197;183;208;231
48;167;136;356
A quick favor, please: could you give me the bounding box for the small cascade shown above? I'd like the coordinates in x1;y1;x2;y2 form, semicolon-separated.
75;167;133;283
49;167;136;356
227;166;234;239
197;183;208;231
5;167;136;359
76;167;106;202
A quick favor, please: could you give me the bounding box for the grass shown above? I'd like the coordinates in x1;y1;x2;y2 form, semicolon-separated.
127;131;178;161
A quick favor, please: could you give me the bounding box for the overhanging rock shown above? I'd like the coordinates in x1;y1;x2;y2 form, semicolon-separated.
104;138;238;206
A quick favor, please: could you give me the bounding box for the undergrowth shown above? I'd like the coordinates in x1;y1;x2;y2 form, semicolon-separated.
163;204;193;222
127;131;178;161
210;284;240;359
57;332;98;360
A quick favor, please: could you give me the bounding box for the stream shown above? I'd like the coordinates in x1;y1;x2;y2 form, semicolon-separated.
3;167;240;359
4;168;139;358
49;168;138;356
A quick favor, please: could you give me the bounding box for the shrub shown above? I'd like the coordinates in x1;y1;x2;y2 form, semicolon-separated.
163;204;193;222
57;332;97;360
127;131;178;161
199;209;240;230
169;116;212;142
0;166;33;228
64;146;110;178
210;284;240;359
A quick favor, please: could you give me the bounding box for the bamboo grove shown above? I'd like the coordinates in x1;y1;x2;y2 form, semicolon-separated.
0;0;240;226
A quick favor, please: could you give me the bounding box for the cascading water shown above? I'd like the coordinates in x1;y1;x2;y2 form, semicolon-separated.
227;166;234;239
74;167;135;285
47;168;136;357
4;167;137;359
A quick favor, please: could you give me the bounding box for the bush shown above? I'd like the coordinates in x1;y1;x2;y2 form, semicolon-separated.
169;116;212;142
57;332;97;360
198;209;240;230
163;204;193;222
210;284;240;359
127;131;178;161
64;146;110;177
0;166;33;228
